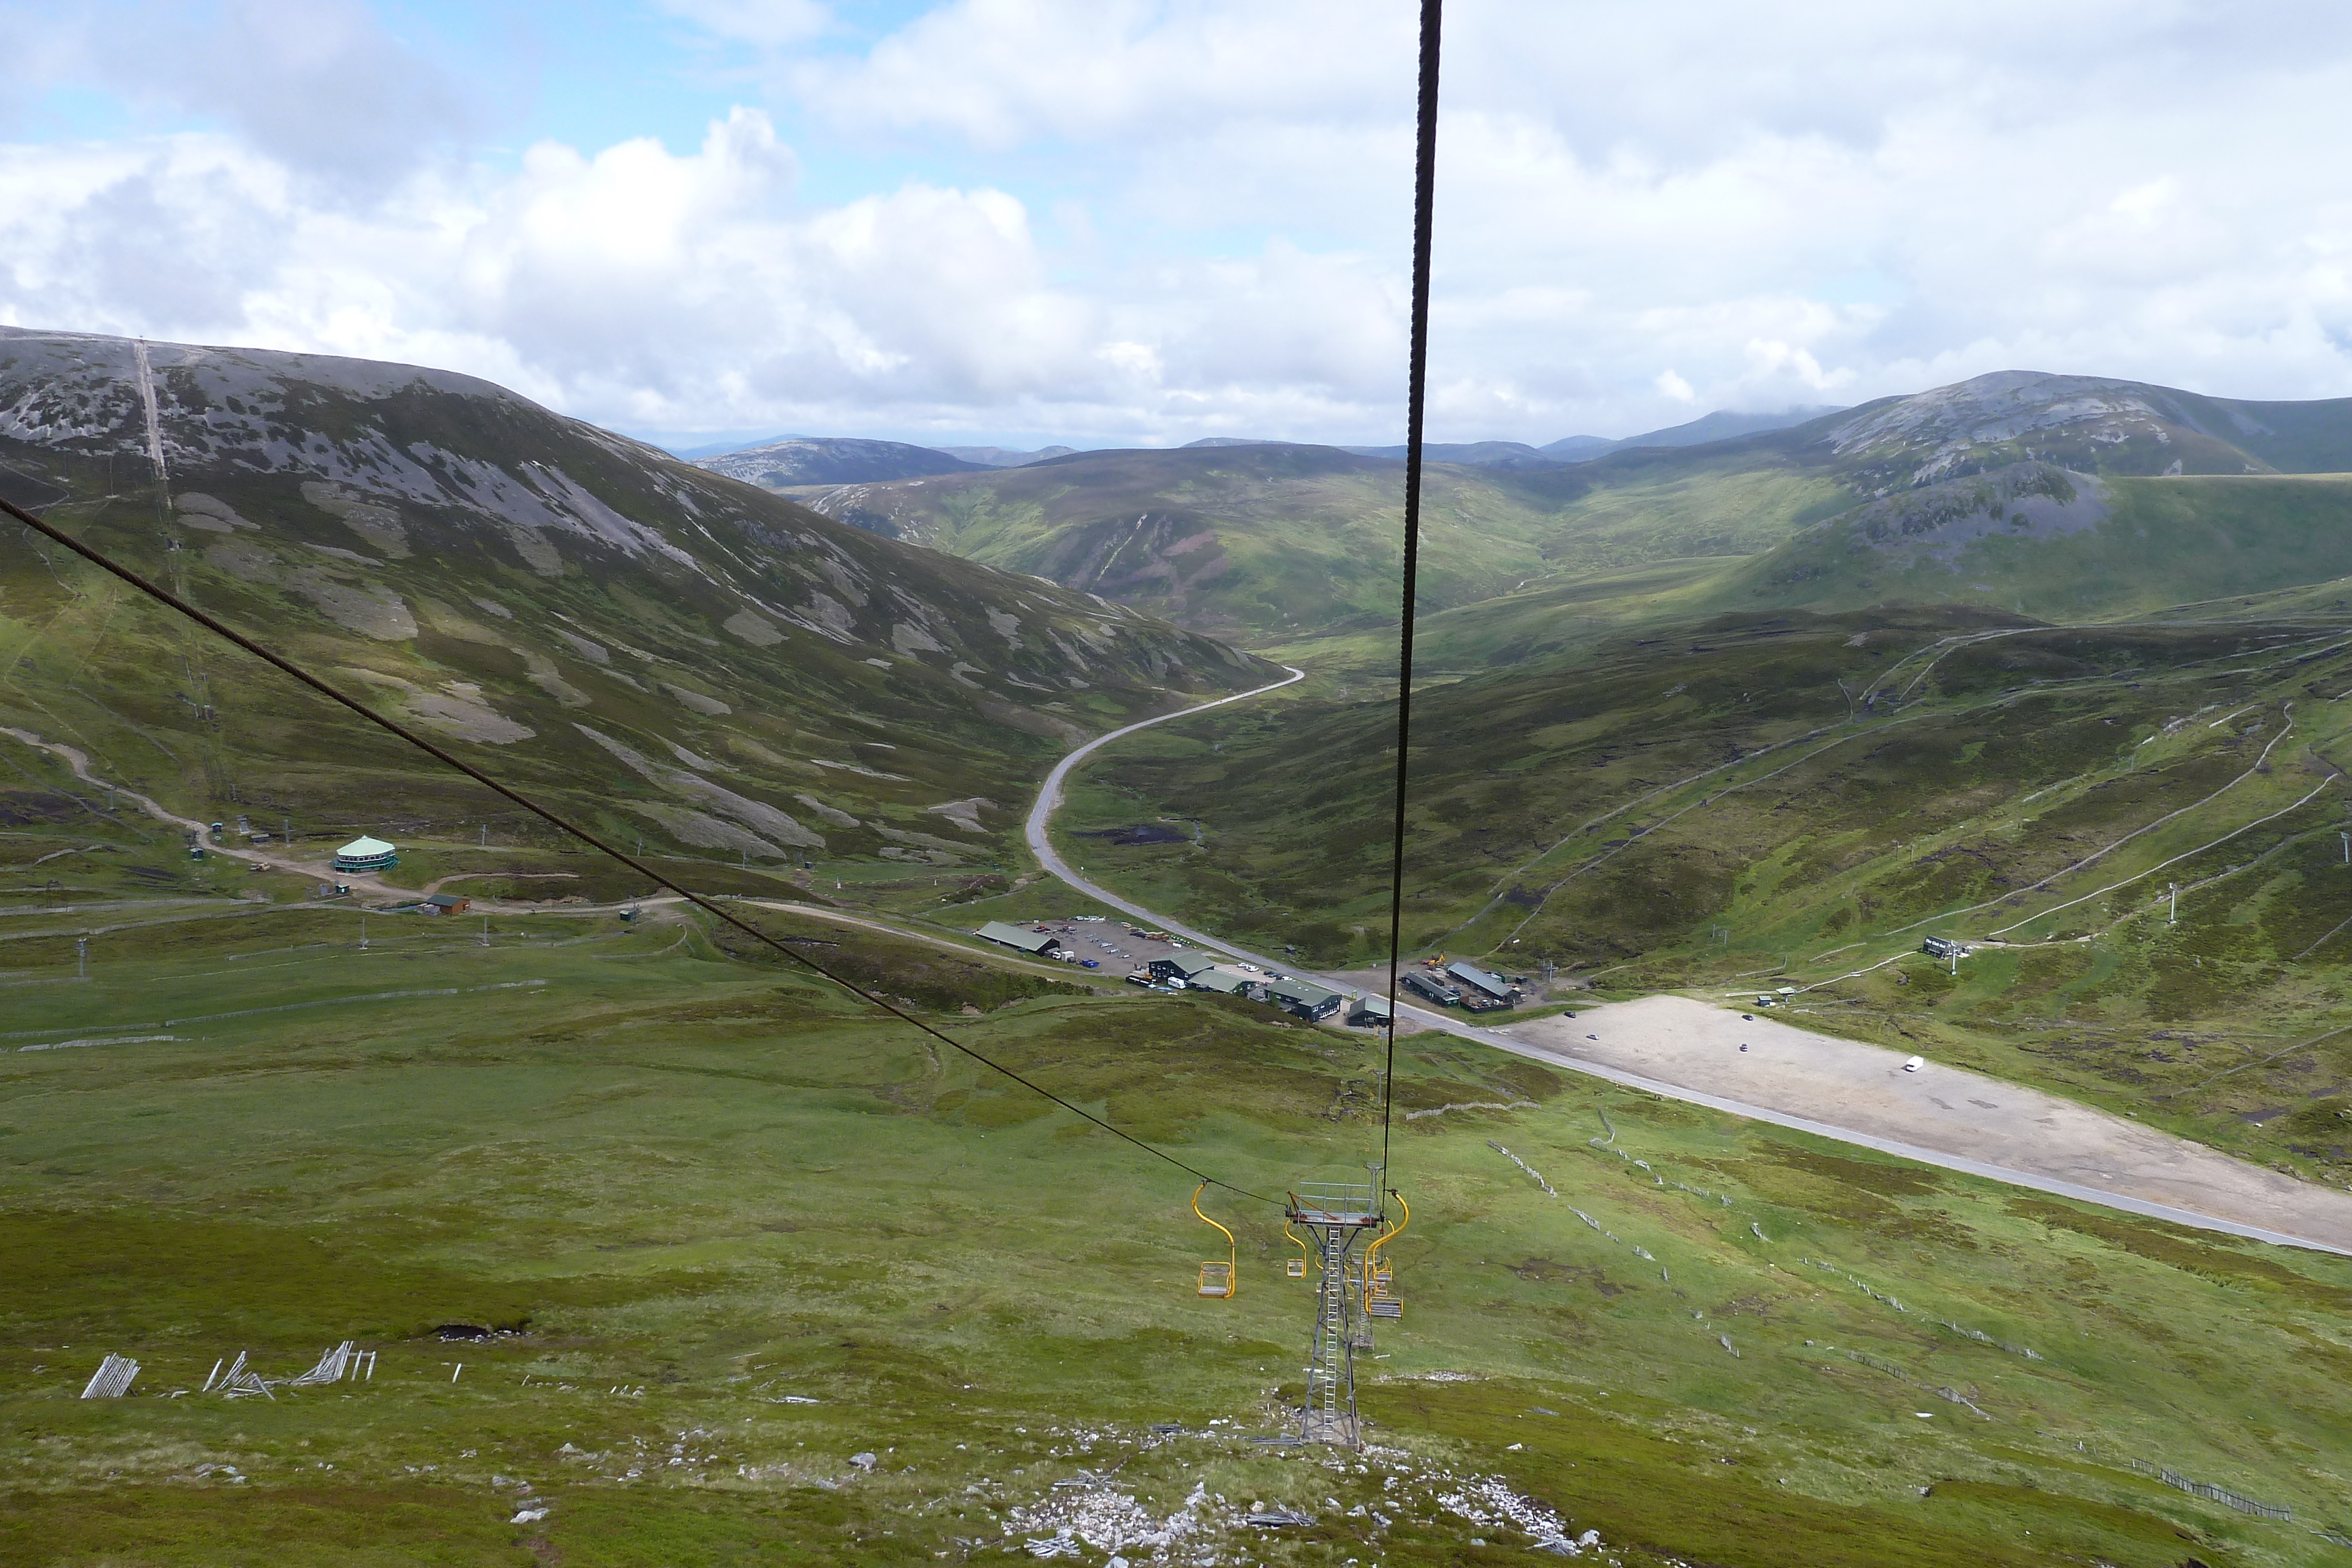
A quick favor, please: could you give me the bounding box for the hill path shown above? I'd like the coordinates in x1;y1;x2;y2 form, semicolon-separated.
1024;681;2352;1258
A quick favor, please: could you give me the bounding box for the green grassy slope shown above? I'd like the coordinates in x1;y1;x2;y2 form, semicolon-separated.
5;791;2350;1566
794;444;1557;643
784;444;1861;646
0;329;1275;882
1266;556;1749;679
1054;609;2352;1186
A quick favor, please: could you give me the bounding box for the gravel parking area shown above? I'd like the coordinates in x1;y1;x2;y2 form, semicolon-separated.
1502;995;2352;1254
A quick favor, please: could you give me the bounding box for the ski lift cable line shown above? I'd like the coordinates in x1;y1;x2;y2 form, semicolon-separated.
1981;777;2335;938
1865;620;2351;709
1873;708;2300;941
1475;668;2133;951
1457;624;2320;941
1378;0;1444;1193
0;493;1280;1208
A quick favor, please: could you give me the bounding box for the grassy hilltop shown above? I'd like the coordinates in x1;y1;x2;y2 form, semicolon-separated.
6;761;2352;1566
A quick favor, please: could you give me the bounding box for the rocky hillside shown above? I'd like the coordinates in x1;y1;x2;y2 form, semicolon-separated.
1815;370;2352;493
0;327;1275;875
1698;376;2352;619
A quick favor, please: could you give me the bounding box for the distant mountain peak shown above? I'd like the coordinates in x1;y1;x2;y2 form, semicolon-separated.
1532;406;1847;464
1827;372;2171;458
935;445;1079;468
1817;370;2352;490
693;436;986;489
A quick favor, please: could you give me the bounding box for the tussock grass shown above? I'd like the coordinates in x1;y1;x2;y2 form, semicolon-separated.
4;870;2349;1565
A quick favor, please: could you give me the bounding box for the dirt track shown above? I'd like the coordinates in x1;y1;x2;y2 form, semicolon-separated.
1500;995;2352;1254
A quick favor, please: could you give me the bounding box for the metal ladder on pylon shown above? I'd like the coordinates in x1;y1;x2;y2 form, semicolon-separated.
1291;1181;1380;1447
1306;1222;1354;1440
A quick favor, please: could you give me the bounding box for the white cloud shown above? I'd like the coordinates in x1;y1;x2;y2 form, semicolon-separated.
4;1;480;189
6;0;2352;444
657;0;832;49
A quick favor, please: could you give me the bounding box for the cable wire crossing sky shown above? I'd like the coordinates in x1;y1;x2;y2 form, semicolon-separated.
6;0;2352;450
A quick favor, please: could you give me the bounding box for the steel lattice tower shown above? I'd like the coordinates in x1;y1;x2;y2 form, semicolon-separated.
1289;1181;1385;1447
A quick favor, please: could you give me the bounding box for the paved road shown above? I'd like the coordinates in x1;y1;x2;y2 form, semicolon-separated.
1021;681;2352;1258
1023;666;1305;936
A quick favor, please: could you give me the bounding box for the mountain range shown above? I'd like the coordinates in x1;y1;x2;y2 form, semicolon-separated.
743;372;2352;650
680;406;1843;487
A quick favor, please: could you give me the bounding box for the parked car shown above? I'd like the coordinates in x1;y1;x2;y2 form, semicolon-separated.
1081;959;1100;968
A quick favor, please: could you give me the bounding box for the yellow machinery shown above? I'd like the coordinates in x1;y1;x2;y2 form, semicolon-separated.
1192;1182;1236;1299
1362;1189;1409;1319
1284;1218;1310;1278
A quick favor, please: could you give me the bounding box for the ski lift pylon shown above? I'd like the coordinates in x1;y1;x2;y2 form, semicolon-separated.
1192;1182;1237;1299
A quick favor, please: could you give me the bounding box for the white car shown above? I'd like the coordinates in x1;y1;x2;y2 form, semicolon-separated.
1903;1055;1925;1073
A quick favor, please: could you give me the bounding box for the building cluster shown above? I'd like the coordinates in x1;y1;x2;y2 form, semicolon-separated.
975;918;1361;1022
974;921;1525;1027
1399;958;1523;1011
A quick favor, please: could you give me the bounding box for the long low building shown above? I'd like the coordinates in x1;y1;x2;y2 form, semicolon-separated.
976;921;1062;957
1446;959;1518;1004
1182;965;1261;997
1265;975;1342;1022
1149;952;1221;984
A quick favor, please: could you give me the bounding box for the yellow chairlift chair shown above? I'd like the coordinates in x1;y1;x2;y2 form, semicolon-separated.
1192;1182;1236;1299
1285;1218;1310;1278
1363;1189;1409;1319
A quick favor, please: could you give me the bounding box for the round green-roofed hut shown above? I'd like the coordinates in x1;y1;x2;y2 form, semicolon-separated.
332;835;398;872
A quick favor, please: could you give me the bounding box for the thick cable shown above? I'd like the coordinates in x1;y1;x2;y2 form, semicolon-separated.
1;494;1279;1206
1380;0;1443;1193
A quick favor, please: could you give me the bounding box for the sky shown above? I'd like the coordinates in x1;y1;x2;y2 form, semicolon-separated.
6;1;2352;452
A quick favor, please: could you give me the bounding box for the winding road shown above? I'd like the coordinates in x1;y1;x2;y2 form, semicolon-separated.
1024;675;2352;1258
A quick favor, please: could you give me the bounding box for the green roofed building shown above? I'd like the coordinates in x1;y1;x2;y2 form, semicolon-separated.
1183;965;1258;997
1445;959;1516;1004
1265;975;1342;1022
332;835;397;873
976;921;1062;957
1149;952;1220;984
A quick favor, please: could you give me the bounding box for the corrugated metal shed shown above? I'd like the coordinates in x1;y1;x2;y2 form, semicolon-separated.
1445;960;1514;1001
977;921;1060;955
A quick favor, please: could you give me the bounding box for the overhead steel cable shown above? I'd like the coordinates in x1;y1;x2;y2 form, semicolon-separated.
0;492;1279;1207
1379;0;1444;1191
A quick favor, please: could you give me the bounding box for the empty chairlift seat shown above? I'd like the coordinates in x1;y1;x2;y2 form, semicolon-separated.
1191;1182;1237;1300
